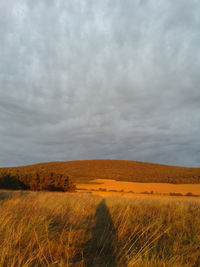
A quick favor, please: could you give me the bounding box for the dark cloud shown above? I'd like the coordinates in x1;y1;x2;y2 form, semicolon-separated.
0;0;200;167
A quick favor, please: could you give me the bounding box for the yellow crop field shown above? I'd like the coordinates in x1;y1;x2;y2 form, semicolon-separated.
77;179;200;197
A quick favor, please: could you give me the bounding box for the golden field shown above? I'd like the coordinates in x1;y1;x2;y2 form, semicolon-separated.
0;190;200;267
77;179;200;197
1;159;200;266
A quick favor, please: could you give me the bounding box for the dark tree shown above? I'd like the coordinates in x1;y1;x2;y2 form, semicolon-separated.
0;172;28;190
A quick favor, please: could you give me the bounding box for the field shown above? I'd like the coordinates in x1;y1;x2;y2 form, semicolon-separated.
1;190;200;267
1;160;200;266
77;179;200;197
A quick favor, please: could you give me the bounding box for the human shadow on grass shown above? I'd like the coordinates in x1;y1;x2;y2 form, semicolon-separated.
83;199;117;267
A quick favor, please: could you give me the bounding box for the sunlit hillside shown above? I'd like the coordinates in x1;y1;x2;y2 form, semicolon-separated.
1;159;200;184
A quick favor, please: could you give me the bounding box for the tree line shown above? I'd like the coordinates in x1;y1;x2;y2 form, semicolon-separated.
0;171;76;192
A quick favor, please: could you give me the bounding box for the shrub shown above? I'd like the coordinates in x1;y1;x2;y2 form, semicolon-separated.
98;188;107;191
169;192;183;196
185;192;193;196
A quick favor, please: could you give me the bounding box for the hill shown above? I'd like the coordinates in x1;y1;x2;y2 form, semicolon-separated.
1;159;200;184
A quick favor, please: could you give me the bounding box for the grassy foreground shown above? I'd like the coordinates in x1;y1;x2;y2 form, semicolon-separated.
0;191;200;266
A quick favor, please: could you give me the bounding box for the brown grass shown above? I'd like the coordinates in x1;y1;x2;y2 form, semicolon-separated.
0;190;200;266
1;159;200;184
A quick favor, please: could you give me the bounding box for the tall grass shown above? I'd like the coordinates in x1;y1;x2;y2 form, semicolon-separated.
0;191;200;266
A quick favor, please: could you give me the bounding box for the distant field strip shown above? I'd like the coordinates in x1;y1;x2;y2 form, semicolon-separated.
77;179;200;196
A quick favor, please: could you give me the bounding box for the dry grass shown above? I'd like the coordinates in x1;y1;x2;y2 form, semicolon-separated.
0;190;200;266
1;159;200;184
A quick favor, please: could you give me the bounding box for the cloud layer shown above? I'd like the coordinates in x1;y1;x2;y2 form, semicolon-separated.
0;0;200;167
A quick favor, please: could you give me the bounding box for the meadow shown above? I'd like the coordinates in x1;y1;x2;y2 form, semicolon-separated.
0;190;200;267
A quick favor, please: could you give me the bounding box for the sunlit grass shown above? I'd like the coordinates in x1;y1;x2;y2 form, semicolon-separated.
0;191;200;266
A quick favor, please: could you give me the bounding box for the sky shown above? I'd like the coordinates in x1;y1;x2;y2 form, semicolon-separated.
0;0;200;167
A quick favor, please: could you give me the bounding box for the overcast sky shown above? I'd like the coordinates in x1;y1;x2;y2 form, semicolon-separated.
0;0;200;167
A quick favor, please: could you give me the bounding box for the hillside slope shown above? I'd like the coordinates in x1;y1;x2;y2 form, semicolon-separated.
1;159;200;184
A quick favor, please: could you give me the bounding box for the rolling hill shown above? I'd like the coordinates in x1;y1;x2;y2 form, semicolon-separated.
1;159;200;184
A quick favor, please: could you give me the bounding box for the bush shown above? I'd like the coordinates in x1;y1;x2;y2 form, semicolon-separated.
169;192;183;196
185;192;193;196
98;188;107;191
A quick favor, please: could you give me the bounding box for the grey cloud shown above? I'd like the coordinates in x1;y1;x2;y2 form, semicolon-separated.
0;0;200;167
